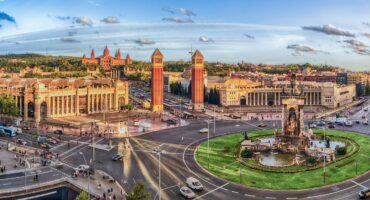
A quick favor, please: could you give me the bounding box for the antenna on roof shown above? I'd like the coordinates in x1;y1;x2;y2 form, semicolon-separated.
189;44;193;56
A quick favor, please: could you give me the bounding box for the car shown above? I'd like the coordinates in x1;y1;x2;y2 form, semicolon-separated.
359;188;370;199
179;186;196;199
328;124;335;129
166;119;177;125
46;138;57;144
364;108;368;112
22;126;30;130
198;128;209;134
101;173;115;183
41;143;52;149
362;115;366;119
51;137;61;143
16;139;27;145
186;177;203;191
363;120;368;125
309;123;317;128
111;153;124;161
344;121;353;127
75;165;90;173
257;123;267;128
336;122;344;126
51;160;64;168
54;130;63;135
356;120;361;124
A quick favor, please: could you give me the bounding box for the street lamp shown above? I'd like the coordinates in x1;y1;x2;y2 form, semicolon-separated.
322;126;326;184
152;146;165;200
79;152;90;198
207;119;210;169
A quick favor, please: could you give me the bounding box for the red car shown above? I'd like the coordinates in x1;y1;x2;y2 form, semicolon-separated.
328;124;335;129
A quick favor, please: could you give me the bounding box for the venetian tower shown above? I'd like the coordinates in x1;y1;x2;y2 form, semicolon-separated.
151;48;164;112
191;50;204;111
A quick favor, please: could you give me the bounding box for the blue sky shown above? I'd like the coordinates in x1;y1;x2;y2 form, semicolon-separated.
1;0;370;71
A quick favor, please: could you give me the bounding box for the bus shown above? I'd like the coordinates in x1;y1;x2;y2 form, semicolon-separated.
0;125;17;137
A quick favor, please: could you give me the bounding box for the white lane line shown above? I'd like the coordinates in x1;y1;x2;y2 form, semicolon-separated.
193;183;229;200
245;194;256;198
231;190;239;194
351;180;368;189
2;183;11;186
266;197;276;199
286;198;297;200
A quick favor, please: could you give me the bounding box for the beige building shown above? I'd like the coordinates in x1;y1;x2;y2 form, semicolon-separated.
218;80;355;109
0;78;129;123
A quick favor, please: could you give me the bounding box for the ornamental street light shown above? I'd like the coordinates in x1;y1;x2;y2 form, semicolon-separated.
79;152;90;198
152;144;165;200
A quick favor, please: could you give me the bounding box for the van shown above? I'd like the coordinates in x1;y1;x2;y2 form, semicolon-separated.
186;177;203;191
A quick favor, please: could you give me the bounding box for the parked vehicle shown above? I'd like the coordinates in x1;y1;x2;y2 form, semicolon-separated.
356;120;361;124
179;186;196;199
41;143;52;149
54;130;63;135
46;138;57;145
328;124;335;129
0;125;17;137
363;120;368;125
186;177;203;191
75;165;90;173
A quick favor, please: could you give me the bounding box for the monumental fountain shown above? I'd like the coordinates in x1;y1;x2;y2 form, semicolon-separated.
241;74;345;167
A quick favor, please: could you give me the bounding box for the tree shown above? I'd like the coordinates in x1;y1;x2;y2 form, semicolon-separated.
243;132;249;140
0;94;18;115
306;157;317;165
75;191;89;200
126;181;151;200
336;147;347;156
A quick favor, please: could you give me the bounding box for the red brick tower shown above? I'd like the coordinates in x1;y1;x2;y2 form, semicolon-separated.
151;48;164;112
191;50;204;111
91;49;95;59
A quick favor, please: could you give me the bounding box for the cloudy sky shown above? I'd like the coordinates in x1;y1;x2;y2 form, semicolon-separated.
1;0;370;71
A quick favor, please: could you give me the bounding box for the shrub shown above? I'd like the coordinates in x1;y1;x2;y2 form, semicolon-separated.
222;145;230;153
336;147;347;156
306;157;317;165
241;149;253;158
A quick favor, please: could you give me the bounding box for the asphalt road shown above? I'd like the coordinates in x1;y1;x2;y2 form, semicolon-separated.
1;115;369;199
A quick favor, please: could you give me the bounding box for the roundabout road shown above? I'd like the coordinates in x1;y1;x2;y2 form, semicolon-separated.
134;119;370;200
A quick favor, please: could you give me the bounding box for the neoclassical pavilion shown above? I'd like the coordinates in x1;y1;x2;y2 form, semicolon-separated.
0;78;129;123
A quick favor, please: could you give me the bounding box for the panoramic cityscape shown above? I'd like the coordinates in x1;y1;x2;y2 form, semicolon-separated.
0;0;370;200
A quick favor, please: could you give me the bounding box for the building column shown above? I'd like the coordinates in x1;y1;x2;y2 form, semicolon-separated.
91;94;95;113
24;96;28;121
75;92;80;116
61;96;65;116
47;97;51;117
56;96;60;116
273;92;276;105
66;95;70;114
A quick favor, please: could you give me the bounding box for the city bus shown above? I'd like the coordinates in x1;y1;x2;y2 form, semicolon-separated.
0;125;17;137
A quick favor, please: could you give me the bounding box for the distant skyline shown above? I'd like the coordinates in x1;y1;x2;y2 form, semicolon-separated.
1;0;370;71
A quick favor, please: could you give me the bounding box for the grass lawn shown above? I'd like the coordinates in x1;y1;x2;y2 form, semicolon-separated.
195;129;370;189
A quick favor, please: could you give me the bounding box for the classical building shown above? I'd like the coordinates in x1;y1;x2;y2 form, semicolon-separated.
0;78;129;123
191;50;205;111
218;78;355;109
151;49;164;112
82;46;132;71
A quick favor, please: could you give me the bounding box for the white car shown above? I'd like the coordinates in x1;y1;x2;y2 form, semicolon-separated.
75;165;90;173
51;160;64;168
179;186;196;199
363;120;368;125
345;121;353;127
186;177;203;191
198;128;209;134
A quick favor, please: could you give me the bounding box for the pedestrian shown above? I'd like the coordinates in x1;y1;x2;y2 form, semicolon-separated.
110;187;113;193
107;189;110;194
113;195;116;200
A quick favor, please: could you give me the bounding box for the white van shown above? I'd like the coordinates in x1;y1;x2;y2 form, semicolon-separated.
186;177;203;191
198;128;208;134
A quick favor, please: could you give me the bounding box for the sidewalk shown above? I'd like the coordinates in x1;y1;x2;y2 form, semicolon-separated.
68;169;125;200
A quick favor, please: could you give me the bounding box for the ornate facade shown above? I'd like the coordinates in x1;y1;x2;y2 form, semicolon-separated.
82;46;132;71
0;78;129;123
191;50;204;111
151;49;164;112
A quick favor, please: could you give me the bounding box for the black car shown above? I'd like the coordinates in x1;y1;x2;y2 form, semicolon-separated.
111;153;124;161
54;130;63;135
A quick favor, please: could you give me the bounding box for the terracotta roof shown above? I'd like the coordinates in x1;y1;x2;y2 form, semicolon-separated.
152;48;163;57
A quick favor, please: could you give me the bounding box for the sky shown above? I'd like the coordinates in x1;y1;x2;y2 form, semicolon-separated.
1;0;370;71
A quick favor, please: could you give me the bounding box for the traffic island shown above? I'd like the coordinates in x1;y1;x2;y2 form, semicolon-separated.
195;129;370;189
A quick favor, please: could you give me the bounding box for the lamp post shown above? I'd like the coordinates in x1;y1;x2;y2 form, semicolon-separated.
213;107;216;136
152;145;165;200
207;119;210;169
323;127;326;184
79;152;90;198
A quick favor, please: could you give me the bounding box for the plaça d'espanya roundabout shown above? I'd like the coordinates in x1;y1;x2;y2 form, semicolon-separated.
195;84;370;190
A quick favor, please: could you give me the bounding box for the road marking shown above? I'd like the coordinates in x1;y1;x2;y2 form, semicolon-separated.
265;197;276;199
231;190;238;194
351;180;368;189
286;198;297;200
245;194;256;198
193;183;229;200
2;183;11;186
